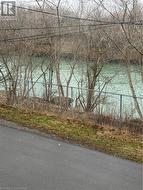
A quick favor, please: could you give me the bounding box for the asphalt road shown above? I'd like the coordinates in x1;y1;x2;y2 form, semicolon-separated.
0;120;142;190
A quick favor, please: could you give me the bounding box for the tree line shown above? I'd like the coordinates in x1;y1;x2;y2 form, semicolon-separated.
0;0;142;119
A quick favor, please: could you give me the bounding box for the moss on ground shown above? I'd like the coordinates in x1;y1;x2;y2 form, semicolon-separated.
0;104;142;163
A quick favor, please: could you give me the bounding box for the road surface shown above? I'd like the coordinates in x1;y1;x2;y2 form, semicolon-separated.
0;120;142;190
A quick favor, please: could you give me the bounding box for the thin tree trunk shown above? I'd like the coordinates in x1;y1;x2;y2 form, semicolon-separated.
126;60;142;119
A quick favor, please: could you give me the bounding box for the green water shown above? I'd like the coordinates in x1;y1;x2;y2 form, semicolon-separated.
32;57;142;97
30;57;143;117
0;56;143;117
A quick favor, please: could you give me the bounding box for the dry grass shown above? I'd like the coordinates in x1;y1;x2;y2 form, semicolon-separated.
0;104;142;163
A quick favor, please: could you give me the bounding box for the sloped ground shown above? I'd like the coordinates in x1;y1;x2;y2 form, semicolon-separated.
0;124;142;190
0;104;142;163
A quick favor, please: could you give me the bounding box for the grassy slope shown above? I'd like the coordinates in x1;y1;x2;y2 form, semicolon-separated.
0;104;142;163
